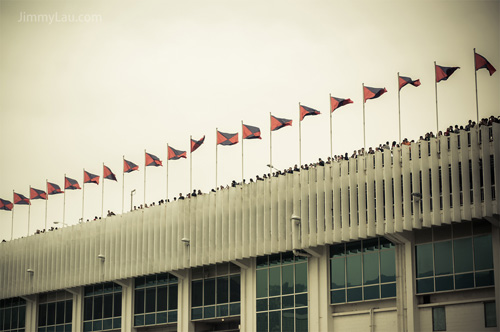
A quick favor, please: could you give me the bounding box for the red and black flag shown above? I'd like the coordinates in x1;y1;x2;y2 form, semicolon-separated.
191;135;205;153
103;165;117;181
30;187;47;200
146;152;163;167
242;124;262;139
14;192;30;205
124;159;139;173
271;115;292;131
363;86;387;103
84;171;100;185
65;177;81;190
47;182;63;195
300;105;321;121
330;97;353;112
0;198;13;211
399;76;421;90
475;52;496;76
168;146;187;160
217;131;239;146
435;65;460;83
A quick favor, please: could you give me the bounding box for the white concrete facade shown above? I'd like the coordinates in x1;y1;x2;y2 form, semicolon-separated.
1;124;499;331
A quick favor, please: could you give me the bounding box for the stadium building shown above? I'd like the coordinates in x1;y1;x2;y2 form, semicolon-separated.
1;124;499;331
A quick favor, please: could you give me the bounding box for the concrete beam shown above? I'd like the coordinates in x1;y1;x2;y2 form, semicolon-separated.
231;258;251;270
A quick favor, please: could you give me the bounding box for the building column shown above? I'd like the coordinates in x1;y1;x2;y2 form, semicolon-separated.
491;223;500;327
306;247;330;332
173;270;194;332
238;258;255;331
65;287;83;332
21;295;37;331
116;278;136;332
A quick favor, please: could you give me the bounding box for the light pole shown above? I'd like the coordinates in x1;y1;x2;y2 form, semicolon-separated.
130;189;136;211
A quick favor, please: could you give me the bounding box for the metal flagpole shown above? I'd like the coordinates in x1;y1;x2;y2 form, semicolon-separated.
122;156;125;213
45;179;48;230
144;149;147;206
190;136;193;194
28;186;31;236
362;83;366;153
82;168;85;223
241;121;244;183
434;61;439;133
298;102;302;167
215;128;218;189
11;190;14;240
269;113;273;175
398;72;402;143
166;144;169;201
329;94;333;158
101;163;105;218
63;174;66;227
474;48;479;123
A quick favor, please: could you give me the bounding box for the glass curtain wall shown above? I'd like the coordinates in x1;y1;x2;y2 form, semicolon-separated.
83;282;122;331
38;291;72;332
0;298;26;332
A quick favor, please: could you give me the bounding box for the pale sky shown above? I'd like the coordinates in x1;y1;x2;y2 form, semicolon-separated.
1;0;499;241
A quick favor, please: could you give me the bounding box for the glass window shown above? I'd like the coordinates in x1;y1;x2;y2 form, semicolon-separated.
330;237;396;304
432;307;446;331
84;283;122;331
0;297;26;332
415;221;495;294
484;302;497;328
38;292;72;332
191;263;240;321
256;252;308;332
133;273;178;327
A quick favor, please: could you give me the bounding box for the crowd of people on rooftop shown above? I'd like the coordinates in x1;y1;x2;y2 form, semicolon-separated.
2;115;499;242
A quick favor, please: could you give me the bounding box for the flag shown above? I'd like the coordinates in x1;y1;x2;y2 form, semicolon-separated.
30;187;47;200
84;171;100;185
475;52;496;76
217;131;239;146
242;124;262;139
191;135;205;153
168;146;187;160
300;105;321;121
124;159;139;173
271;115;293;131
399;76;421;90
330;97;353;112
47;182;63;195
146;152;163;167
0;198;13;211
65;177;81;190
435;65;460;83
364;86;388;102
103;165;117;181
14;192;30;205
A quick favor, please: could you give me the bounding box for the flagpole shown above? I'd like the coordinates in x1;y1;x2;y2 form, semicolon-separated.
28;186;31;236
11;190;14;240
63;174;66;227
398;72;402;143
144;149;147;206
269;113;273;175
101;163;105;218
434;61;439;133
298;102;302;167
473;48;479;123
215;128;218;189
167;145;170;199
190;136;193;194
45;179;48;230
122;156;125;213
241;121;244;182
329;94;333;157
362;83;366;153
82;168;85;223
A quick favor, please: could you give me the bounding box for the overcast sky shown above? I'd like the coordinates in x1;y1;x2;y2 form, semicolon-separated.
1;0;499;241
